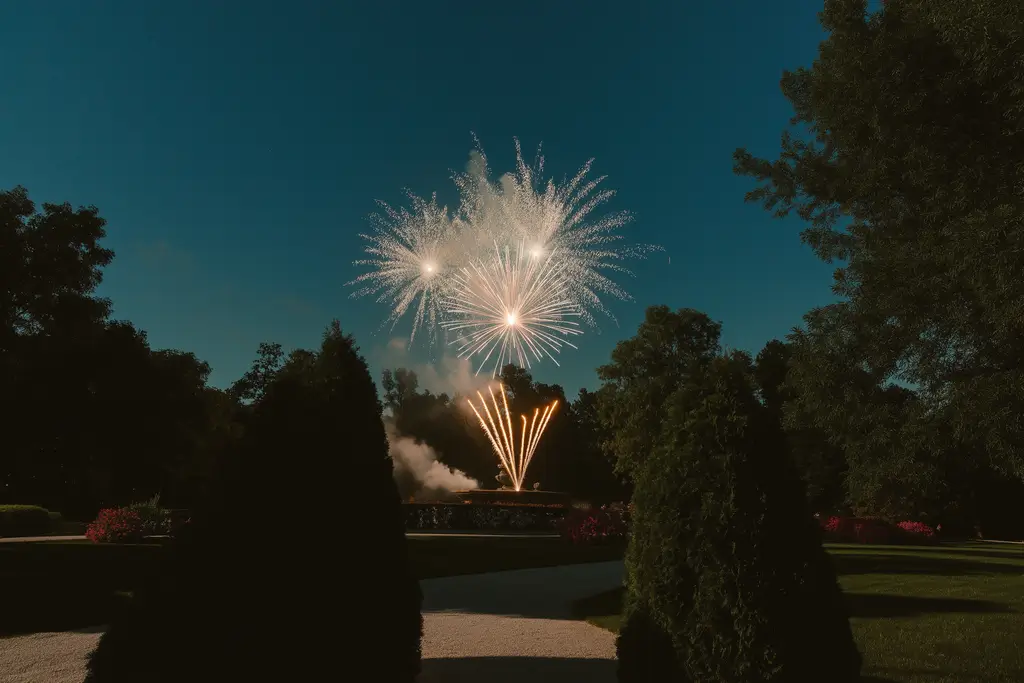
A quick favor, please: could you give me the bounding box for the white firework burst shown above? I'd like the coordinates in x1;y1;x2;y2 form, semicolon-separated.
346;192;457;344
441;241;582;377
455;136;662;327
349;136;659;371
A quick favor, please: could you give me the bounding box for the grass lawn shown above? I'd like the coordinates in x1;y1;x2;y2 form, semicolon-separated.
0;534;624;637
570;542;1024;683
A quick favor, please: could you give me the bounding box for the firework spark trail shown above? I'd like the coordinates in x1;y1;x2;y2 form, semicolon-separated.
350;136;661;372
468;384;559;491
442;241;582;377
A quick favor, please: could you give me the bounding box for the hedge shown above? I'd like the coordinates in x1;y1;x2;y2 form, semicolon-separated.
0;504;53;537
403;502;570;531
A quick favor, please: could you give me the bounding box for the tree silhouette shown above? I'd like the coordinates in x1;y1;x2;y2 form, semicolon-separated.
84;323;422;682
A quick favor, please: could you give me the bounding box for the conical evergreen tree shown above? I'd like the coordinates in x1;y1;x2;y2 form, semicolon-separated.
84;322;422;682
617;353;860;682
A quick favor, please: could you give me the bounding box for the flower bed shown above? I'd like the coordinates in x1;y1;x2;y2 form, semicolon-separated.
557;503;630;545
86;507;148;544
820;515;937;545
85;497;190;544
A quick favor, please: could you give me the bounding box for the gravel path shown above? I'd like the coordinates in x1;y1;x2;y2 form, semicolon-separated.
420;561;622;682
0;561;623;683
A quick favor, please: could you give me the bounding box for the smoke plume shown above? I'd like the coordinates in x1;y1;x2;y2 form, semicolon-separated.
387;423;479;501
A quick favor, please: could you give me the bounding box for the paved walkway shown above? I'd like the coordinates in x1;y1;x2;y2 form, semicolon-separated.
0;561;623;683
420;561;622;682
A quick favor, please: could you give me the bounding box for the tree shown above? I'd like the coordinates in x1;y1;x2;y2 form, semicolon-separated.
84;322;423;682
570;388;630;503
0;187;230;517
381;368;421;414
754;339;846;513
0;185;113;347
229;342;284;404
733;0;1024;481
597;306;722;479
617;353;861;682
780;306;943;518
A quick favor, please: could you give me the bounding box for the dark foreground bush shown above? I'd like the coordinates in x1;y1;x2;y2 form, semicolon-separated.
0;542;162;636
617;354;861;682
84;322;422;683
0;504;52;536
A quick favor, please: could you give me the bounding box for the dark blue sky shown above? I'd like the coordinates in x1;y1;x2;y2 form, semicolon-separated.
1;1;840;398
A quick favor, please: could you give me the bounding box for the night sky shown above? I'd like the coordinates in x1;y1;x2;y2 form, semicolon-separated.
1;1;842;397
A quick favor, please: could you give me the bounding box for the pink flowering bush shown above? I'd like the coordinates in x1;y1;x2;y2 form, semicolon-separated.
86;507;147;544
897;520;936;538
820;515;938;545
558;504;628;545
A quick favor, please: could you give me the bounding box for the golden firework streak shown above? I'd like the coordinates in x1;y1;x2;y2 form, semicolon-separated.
467;383;559;491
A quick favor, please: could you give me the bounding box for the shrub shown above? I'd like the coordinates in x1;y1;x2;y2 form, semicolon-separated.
897;520;935;537
617;354;861;682
126;495;170;536
0;504;52;537
84;322;422;683
86;508;147;544
820;515;937;545
557;505;628;545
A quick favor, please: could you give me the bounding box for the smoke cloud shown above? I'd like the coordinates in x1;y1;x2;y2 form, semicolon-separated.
387;423;480;501
380;337;493;398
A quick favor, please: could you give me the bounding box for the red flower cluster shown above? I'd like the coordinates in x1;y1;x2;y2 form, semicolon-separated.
558;504;628;545
85;507;147;544
820;515;936;545
897;520;936;537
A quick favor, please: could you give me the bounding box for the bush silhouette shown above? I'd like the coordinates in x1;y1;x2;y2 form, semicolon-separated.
84;322;422;682
617;354;861;682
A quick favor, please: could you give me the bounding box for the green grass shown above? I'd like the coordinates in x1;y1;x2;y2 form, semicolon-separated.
0;535;624;637
570;542;1024;683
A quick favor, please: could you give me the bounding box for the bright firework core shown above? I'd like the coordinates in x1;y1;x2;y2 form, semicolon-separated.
506;312;517;326
468;383;558;492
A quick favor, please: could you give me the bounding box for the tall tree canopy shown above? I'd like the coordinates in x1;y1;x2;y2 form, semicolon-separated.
754;339;847;513
1;187;228;516
597;306;722;479
734;0;1024;481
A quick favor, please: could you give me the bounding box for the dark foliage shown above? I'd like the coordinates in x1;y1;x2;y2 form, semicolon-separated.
0;504;52;536
734;0;1024;517
1;186;236;518
597;305;722;480
83;323;422;683
617;353;861;682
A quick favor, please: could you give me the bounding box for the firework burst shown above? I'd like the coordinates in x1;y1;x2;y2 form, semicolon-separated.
456;137;662;327
442;240;582;377
350;136;659;373
467;383;559;492
346;192;457;344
